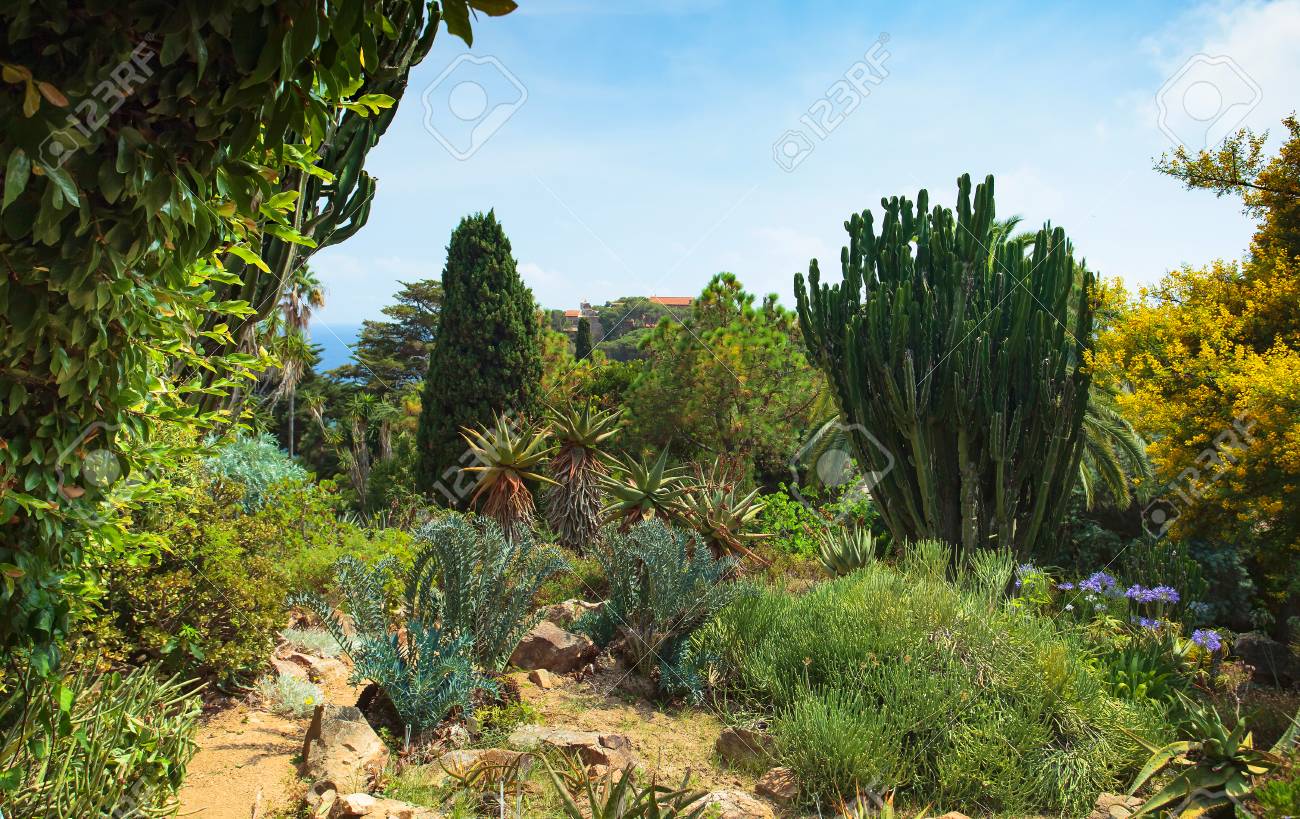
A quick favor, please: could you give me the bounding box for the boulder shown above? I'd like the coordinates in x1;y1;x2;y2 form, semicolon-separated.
1087;793;1145;819
528;669;559;689
691;790;776;819
539;599;603;629
505;725;635;768
301;705;389;794
755;767;798;806
330;792;441;818
932;813;973;819
509;621;597;674
1234;631;1300;686
714;726;774;768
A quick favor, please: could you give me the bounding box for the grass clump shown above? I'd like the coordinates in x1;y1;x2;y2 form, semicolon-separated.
685;541;1169;815
256;671;323;717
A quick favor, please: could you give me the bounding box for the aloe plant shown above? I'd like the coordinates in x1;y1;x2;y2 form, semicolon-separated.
817;526;882;576
678;460;767;561
601;449;691;528
462;414;555;536
545;403;621;552
541;755;709;819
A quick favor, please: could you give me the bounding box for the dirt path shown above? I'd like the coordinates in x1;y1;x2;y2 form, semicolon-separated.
178;652;364;818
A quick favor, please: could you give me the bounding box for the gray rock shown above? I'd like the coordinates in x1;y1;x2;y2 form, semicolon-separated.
690;790;776;819
715;726;774;768
509;621;598;673
1087;792;1144;819
301;705;389;794
1234;631;1299;686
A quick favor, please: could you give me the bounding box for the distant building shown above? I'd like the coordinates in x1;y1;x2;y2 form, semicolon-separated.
648;296;694;308
561;301;601;339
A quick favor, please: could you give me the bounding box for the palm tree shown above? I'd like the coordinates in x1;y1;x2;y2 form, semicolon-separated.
1078;388;1153;509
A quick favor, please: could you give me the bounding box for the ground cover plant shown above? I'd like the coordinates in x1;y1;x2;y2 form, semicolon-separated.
685;541;1167;814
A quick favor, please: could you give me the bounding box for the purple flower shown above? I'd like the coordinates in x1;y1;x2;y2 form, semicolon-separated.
1125;584;1147;600
1080;572;1117;594
1137;617;1163;631
1056;582;1075;591
1151;585;1180;604
1017;563;1035;575
1191;629;1223;653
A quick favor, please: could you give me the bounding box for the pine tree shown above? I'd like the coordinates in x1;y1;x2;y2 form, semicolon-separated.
574;316;593;360
417;212;543;502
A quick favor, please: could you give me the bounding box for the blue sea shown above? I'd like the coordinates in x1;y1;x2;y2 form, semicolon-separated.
311;323;362;372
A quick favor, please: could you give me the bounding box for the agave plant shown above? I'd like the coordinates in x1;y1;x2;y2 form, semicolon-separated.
542;755;709;819
601;448;691;528
817;525;882;576
545;403;621;553
462;413;555;536
1127;698;1298;816
678;460;767;562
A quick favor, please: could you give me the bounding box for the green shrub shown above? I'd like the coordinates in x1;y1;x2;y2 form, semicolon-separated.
204;432;308;512
411;516;568;671
686;542;1168;814
577;520;737;694
755;485;827;558
280;627;343;658
293;556;491;733
256;671;324;718
1254;761;1300;817
0;666;201;817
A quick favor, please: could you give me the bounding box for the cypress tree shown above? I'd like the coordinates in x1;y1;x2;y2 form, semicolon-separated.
575;316;593;359
417;212;543;501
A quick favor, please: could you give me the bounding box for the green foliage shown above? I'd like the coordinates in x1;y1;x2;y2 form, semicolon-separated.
582;520;737;690
677;461;767;561
410;515;568;671
280;627;342;658
1096;642;1189;706
0;0;431;671
0;666;201;816
1128;699;1291;816
541;756;709;819
461;413;555;536
256;671;323;718
601;449;691;528
332;278;443;393
418;212;543;500
204;432;308;511
755;485;828;558
1254;761;1300;817
575;317;593;360
293;556;490;732
816;526;882;577
795;174;1095;559
545;403;620;553
687;543;1163;813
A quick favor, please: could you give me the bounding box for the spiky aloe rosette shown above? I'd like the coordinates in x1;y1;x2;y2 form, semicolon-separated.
544;403;621;553
461;413;555;537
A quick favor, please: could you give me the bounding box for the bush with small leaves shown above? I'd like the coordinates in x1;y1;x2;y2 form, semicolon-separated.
256;672;323;718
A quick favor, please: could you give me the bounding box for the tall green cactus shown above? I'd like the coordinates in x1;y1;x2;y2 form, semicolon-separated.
794;174;1094;559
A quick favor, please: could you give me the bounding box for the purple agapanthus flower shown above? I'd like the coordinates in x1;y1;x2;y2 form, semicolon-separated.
1125;584;1147;600
1191;629;1223;652
1150;585;1180;604
1080;572;1117;594
1137;617;1163;631
1057;582;1075;591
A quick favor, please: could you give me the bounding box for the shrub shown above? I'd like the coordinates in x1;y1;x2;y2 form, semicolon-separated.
280;628;342;658
256;672;324;718
0;666;201;816
578;520;737;691
293;556;490;733
205;432;308;512
410;516;568;671
686;542;1167;814
755;485;828;558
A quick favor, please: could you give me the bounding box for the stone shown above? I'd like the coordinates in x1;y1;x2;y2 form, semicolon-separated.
528;668;559;689
714;726;774;768
691;790;776;819
1087;792;1144;819
755;767;798;806
505;725;635;768
933;813;973;819
301;705;389;794
509;621;598;673
271;656;309;680
539;599;603;629
443;722;470;749
330;793;440;818
1234;631;1300;686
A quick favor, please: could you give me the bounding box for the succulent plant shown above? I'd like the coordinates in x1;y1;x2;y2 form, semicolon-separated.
601;449;691;528
461;414;555;536
677;460;767;562
817;526;882;577
544;403;621;553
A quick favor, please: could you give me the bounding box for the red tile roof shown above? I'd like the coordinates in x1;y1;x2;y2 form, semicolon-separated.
648;296;693;307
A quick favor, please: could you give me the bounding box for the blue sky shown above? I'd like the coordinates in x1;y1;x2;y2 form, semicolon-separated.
309;0;1300;352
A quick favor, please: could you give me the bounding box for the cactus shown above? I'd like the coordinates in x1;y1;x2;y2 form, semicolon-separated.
794;174;1094;559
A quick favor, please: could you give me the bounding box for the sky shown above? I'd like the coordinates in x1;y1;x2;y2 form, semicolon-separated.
308;0;1300;356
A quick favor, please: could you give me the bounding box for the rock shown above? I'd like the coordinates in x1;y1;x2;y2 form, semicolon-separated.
715;726;774;768
330;792;440;818
933;813;973;819
510;621;598;674
539;599;603;629
301;705;389;794
304;783;337;817
755;767;798;806
271;656;310;680
691;790;776;819
528;669;559;689
506;725;635;768
1087;792;1144;819
1234;631;1299;686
